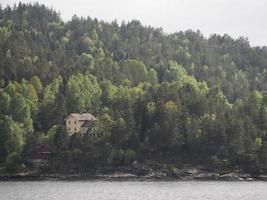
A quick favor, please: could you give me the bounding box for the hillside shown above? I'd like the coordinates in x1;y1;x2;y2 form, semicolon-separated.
0;3;267;174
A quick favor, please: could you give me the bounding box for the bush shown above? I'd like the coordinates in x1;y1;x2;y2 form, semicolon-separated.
107;148;124;165
6;152;25;173
124;149;136;166
209;155;223;168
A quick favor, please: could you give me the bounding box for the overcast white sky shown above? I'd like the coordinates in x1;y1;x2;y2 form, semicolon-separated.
2;0;267;46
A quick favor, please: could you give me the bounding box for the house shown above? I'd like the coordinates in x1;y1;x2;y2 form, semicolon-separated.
65;113;97;135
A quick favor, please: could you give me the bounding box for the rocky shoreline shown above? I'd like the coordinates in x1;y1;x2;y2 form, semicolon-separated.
1;170;267;181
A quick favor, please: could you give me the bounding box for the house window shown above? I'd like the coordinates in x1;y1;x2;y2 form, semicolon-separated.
75;121;76;124
75;127;76;132
68;121;70;124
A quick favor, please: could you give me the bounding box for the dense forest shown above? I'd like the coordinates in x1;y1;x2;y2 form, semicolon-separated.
0;3;267;174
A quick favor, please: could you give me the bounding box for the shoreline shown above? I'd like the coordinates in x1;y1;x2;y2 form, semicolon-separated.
1;172;267;182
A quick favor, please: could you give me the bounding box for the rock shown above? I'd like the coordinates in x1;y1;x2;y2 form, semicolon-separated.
258;175;267;181
142;171;169;179
194;173;220;180
61;174;81;180
184;168;199;175
99;172;137;179
239;173;251;179
143;172;155;178
239;173;254;181
154;172;168;179
245;177;255;181
220;173;243;181
171;167;183;177
115;172;136;178
132;163;153;176
0;175;9;181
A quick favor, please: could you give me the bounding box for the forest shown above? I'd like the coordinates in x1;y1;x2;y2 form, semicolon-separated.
0;3;267;174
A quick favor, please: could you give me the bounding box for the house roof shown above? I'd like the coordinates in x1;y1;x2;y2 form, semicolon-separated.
65;113;96;121
81;121;93;127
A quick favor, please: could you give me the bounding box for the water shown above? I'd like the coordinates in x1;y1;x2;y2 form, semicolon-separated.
0;181;266;200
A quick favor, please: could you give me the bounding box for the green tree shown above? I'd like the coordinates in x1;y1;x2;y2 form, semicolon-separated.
119;59;148;85
0;116;24;163
66;73;102;113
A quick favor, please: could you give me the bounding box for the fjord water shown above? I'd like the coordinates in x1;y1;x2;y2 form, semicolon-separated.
0;181;266;200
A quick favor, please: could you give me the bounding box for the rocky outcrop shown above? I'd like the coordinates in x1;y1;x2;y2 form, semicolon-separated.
184;168;199;175
96;172;137;179
193;173;220;180
0;167;264;181
219;173;244;181
258;175;267;181
239;173;255;181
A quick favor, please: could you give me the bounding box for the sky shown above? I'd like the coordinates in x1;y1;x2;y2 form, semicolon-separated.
2;0;267;47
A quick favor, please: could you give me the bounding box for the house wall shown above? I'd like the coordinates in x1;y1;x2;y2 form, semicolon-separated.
80;127;89;134
66;116;84;134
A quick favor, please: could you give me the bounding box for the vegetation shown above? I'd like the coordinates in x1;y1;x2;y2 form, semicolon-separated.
0;3;267;174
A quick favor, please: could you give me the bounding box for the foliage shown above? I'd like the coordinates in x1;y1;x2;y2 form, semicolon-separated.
0;3;267;173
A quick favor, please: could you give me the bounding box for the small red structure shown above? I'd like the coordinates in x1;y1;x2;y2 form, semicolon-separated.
26;141;51;172
28;141;51;160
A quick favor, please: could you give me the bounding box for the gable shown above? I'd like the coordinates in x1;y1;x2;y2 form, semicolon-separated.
65;114;77;121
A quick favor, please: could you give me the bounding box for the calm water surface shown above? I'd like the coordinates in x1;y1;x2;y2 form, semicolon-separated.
0;181;266;200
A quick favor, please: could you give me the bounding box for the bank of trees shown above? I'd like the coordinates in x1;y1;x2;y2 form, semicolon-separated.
0;3;267;173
